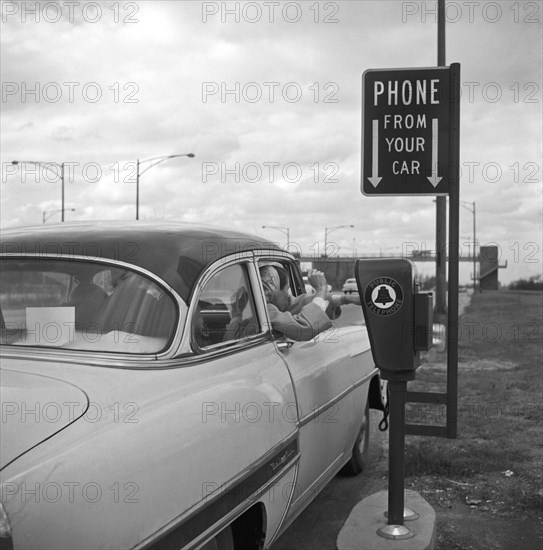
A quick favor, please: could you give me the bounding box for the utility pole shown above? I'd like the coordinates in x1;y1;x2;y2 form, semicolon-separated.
435;0;447;323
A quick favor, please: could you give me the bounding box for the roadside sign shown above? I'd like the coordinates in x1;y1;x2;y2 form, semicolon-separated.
361;65;459;196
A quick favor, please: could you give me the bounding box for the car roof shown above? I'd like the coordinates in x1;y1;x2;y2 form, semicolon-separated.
0;221;281;302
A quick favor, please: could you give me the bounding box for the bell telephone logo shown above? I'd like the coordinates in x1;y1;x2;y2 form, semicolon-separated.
365;277;404;316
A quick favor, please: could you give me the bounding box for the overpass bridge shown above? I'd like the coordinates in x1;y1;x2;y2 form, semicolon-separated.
296;247;505;290
299;251;477;263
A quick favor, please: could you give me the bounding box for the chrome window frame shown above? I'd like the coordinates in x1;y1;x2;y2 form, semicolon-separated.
182;251;268;356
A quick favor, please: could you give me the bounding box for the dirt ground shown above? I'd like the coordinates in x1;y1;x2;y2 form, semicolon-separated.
405;290;543;550
275;291;542;549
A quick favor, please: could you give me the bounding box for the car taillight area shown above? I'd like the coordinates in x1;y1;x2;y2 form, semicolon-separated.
0;257;177;354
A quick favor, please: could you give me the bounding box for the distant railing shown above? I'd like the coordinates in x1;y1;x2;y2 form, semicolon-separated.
298;251;480;262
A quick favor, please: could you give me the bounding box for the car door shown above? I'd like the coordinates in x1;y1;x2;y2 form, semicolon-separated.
179;256;301;548
254;255;373;516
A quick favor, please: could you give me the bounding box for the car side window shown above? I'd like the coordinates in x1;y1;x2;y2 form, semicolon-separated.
259;260;302;298
192;263;260;350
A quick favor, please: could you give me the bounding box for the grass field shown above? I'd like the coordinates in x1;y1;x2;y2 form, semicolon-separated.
404;290;543;549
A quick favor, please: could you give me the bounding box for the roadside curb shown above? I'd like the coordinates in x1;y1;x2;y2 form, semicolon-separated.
336;490;436;550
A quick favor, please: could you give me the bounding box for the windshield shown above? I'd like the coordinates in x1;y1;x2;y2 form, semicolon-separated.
0;258;177;354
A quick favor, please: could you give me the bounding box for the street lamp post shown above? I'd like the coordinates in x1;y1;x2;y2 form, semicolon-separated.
43;208;75;223
461;200;477;291
12;160;67;221
262;225;290;249
324;225;354;256
135;153;195;220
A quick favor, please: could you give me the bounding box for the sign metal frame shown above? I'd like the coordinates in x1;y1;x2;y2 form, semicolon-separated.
360;63;461;441
361;64;459;197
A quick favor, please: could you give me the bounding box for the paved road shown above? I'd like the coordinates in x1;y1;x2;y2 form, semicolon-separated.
271;409;388;550
272;298;385;550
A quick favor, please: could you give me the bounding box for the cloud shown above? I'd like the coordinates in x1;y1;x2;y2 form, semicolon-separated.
1;1;541;285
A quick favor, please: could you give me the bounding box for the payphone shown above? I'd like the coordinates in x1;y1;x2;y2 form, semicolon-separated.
355;258;433;539
355;258;433;380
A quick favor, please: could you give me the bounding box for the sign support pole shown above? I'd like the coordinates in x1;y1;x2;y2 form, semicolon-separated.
446;62;461;439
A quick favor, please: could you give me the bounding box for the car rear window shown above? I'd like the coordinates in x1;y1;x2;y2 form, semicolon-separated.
0;258;177;354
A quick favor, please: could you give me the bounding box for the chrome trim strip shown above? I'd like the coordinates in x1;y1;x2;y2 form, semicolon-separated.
0;345;161;367
298;369;377;428
189;455;300;550
264;454;300;549
285;453;345;519
0;339;271;370
246;259;274;335
135;431;299;550
251;249;295;261
351;346;371;358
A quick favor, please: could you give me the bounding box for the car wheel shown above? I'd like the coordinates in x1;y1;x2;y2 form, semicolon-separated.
340;402;370;476
199;526;234;550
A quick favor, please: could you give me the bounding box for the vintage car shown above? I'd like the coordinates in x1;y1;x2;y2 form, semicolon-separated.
342;277;358;294
0;222;385;550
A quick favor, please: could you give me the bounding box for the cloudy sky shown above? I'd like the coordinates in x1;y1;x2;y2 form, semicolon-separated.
1;0;541;285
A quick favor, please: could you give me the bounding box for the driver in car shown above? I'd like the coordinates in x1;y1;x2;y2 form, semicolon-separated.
260;265;359;341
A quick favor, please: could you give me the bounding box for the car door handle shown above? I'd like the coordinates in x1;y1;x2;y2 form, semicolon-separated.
277;340;294;352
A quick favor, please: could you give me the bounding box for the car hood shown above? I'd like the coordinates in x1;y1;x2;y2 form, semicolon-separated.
0;368;89;470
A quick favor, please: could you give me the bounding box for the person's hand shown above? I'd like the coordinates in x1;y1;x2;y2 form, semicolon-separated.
343;293;361;306
308;269;328;298
307;269;327;290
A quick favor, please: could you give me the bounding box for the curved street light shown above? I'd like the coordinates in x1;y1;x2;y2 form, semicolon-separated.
136;153;195;220
262;225;290;248
12;160;67;221
43;208;75;223
324;224;354;256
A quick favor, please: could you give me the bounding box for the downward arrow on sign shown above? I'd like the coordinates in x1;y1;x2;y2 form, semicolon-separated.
368;119;382;187
427;118;442;187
